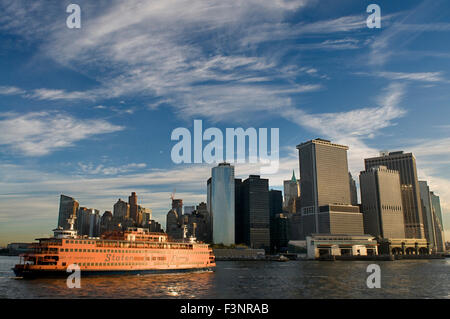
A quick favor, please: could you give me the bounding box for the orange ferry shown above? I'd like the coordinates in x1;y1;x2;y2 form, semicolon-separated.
13;216;215;278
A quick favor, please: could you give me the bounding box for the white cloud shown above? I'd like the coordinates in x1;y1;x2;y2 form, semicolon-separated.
77;162;147;175
361;71;446;83
0;112;124;156
0;86;25;95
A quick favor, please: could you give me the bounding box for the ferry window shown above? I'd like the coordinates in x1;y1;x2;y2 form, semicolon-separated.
70;249;73;252
65;240;69;244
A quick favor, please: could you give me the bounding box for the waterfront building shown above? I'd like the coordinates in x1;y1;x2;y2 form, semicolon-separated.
283;171;300;213
365;151;425;239
240;175;270;250
378;238;430;255
359;166;405;238
306;234;378;260
349;173;358;206
296;139;361;239
207;163;235;245
419;181;437;250
57;195;79;230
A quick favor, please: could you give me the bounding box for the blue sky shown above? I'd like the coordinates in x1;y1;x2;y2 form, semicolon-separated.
1;0;450;245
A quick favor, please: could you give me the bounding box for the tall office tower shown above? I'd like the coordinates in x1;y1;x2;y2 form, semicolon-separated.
283;171;300;213
113;199;130;220
128;192;138;222
430;192;446;253
207;163;235;245
360;166;405;238
166;209;181;239
296;139;359;238
77;207;101;237
269;190;283;252
349;173;358;206
171;199;183;224
194;202;212;243
234;178;244;244
100;211;113;235
272;214;289;252
365;151;425;239
58;195;80;230
419;181;437;250
241;175;270;250
430;192;444;226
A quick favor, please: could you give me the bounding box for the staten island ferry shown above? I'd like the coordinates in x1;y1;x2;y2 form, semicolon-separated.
13;216;215;278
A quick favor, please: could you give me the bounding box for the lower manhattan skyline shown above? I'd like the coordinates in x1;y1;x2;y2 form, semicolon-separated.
1;0;450;248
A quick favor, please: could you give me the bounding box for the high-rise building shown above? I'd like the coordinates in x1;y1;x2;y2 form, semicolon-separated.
430;192;446;253
430;192;444;226
272;214;289;252
283;171;300;213
269;190;284;252
128;192;138;222
349;173;358;206
100;211;113;234
365;151;425;239
296;139;360;238
207;163;235;245
57;195;80;230
166;208;181;239
234;178;244;245
241;175;270;250
419;181;437;249
77;207;101;237
113;199;130;220
359;166;405;238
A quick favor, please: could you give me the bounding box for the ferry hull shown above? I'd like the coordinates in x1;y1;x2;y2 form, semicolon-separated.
14;266;214;279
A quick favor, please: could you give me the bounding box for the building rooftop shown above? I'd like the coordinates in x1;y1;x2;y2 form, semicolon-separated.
296;138;349;150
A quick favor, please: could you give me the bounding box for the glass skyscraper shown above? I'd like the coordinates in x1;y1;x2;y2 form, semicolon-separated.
207;163;235;245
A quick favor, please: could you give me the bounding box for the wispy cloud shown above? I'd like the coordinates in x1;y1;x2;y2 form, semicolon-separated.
0;112;124;156
357;71;446;83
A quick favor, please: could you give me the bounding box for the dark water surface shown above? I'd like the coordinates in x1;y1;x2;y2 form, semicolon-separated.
1;256;449;299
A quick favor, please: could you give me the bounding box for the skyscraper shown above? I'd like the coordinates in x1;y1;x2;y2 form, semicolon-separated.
128;192;138;222
269;190;284;252
207;163;235;245
57;195;79;230
283;171;300;213
241;175;270;250
430;192;446;253
113;199;130;220
349;173;358;206
365;151;425;239
359;166;405;238
77;207;101;237
296;139;361;238
419;181;437;249
234;178;244;244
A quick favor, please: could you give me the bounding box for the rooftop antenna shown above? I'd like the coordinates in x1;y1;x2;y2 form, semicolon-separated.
170;188;176;201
